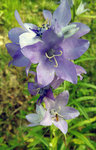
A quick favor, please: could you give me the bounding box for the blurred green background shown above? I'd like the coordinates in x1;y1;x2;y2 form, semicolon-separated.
0;0;96;149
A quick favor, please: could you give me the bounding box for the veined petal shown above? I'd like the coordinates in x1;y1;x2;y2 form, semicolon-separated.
19;32;41;48
43;10;52;23
26;113;40;124
15;10;26;30
36;62;55;86
71;23;90;38
60;38;90;60
6;43;20;57
40;111;52;126
53;119;68;134
55;91;69;108
53;0;71;28
21;42;43;64
59;106;80;120
55;57;77;84
8;27;25;43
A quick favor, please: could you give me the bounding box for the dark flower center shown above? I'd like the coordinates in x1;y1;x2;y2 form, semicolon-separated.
31;24;50;37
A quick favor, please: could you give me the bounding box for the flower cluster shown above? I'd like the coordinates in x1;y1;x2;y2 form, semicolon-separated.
6;0;90;134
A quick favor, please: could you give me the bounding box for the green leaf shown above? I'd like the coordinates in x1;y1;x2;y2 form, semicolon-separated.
70;116;96;130
75;103;89;119
70;131;95;150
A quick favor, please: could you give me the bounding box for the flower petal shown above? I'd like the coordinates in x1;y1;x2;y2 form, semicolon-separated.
55;57;77;84
19;32;41;48
36;105;46;118
25;62;32;76
71;23;90;38
12;50;29;67
15;10;26;30
42;28;62;46
6;43;20;57
8;28;25;43
53;0;71;28
53;119;68;134
55;91;69;108
44;99;55;110
75;65;86;80
28;123;40;127
21;42;43;64
28;82;39;95
40;111;52;126
46;89;55;100
36;62;55;86
43;10;52;23
50;76;63;89
59;106;80;120
61;38;90;60
24;23;38;32
26;113;40;124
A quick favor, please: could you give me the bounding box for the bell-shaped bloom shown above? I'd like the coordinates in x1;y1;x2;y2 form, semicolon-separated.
28;72;65;103
26;91;80;134
28;82;54;104
22;28;89;86
41;91;80;134
43;0;90;38
6;10;50;73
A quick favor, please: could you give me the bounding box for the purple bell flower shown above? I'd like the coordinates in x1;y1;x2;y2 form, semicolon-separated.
28;72;64;103
28;82;54;104
21;28;89;86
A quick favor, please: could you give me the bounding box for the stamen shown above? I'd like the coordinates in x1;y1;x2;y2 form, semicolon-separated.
56;114;59;121
45;50;62;68
36;88;40;94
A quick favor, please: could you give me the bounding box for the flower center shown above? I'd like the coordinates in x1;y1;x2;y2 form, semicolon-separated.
50;109;59;122
45;50;62;68
32;24;50;37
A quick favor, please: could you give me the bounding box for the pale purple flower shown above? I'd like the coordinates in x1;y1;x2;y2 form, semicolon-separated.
41;91;80;134
21;28;89;86
26;91;80;134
